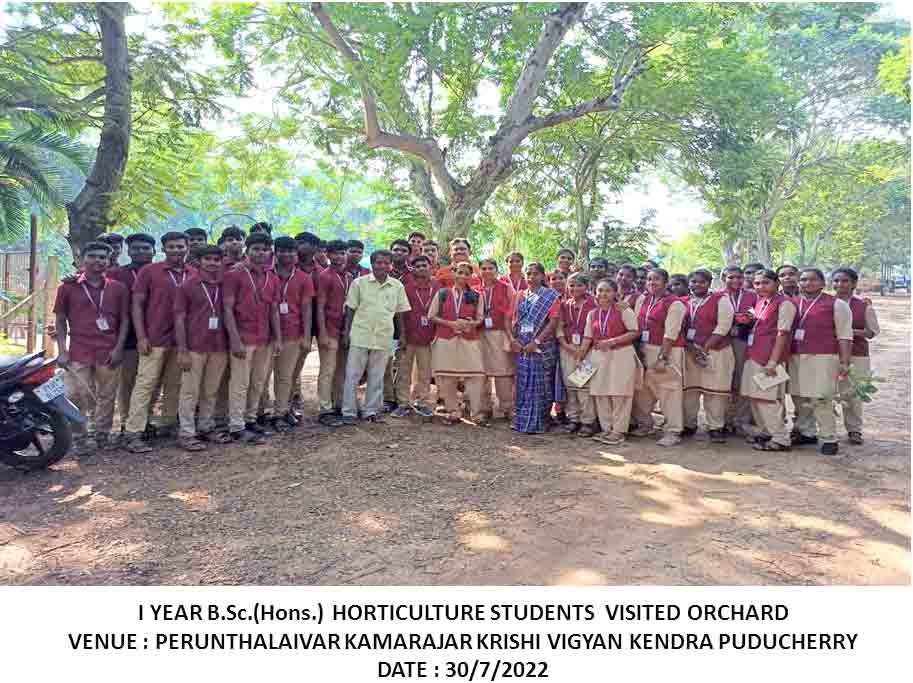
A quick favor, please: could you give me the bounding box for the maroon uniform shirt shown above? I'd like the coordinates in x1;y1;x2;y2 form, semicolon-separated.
54;275;128;364
174;275;228;353
317;267;351;339
222;267;278;347
132;261;192;348
275;268;315;341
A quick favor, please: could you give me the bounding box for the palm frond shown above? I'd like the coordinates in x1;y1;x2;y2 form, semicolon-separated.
0;144;64;206
5;128;92;173
0;179;29;241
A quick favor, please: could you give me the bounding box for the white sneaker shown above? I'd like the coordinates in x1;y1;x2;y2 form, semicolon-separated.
657;433;681;447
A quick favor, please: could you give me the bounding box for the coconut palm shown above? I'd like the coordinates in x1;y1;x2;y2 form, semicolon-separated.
0;123;89;239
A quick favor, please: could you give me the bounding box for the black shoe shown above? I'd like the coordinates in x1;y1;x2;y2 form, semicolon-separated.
681;426;697;438
564;421;581;434
271;418;290;433
245;421;267;435
847;431;863;445
231;429;264;444
791;433;819;446
820;442;839;456
708;429;726;443
366;414;386;424
382;401;397;414
281;412;299;427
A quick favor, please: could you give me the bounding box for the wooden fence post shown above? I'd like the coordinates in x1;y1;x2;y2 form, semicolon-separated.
43;255;59;356
26;214;38;352
1;253;10;338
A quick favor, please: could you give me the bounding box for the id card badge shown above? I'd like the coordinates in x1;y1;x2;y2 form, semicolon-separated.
96;317;110;332
747;333;754;347
521;323;535;335
640;330;649;343
794;329;805;342
484;317;494;330
572;333;582;346
279;302;289;315
686;327;697;341
420;315;429;327
208;317;220;331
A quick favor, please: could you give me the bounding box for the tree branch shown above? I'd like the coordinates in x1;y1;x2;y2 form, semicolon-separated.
520;48;650;138
498;3;587;131
310;2;461;203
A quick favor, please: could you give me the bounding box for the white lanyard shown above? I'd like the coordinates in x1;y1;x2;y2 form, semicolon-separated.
413;284;431;311
279;270;296;302
483;285;494;313
598;307;613;337
451;287;464;317
688;295;710;320
728;289;742;312
567;299;587;333
644;294;662;322
511;274;524;290
796;293;823;329
246;267;266;304
81;281;105;314
335;271;350;296
755;297;772;319
200;281;219;315
167;269;186;288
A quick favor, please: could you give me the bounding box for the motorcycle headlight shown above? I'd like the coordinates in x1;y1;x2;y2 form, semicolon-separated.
7;391;24;404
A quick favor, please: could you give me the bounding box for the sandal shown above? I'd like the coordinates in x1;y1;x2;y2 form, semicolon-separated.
199;430;232;444
753;441;791;451
180;437;207;452
125;437;153;454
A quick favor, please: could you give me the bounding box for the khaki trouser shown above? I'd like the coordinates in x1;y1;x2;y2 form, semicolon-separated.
125;346;181;434
437;375;483;420
213;371;229;427
228;345;272;432
292;346;308;404
633;369;683;435
65;361;121;435
750;398;791;447
395;344;433;405
727;338;753;429
794;396;837;444
317;340;346;414
117;349;139;427
563;388;595;425
684;391;729;431
383;353;397;404
594;396;633;436
479;376;515;418
273;339;304;415
178;351;228;438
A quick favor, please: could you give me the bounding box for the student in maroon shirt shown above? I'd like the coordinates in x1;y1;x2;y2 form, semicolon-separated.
174;246;229;451
107;233;155;430
408;231;426;260
271;236;314;430
390;239;412;282
54;241;129;452
124;231;191;452
223;232;281;442
345;239;370;279
97;233;124;268
184;227;208;268
393;254;439;418
217;226;245;269
316;239;351;426
289;231;324;415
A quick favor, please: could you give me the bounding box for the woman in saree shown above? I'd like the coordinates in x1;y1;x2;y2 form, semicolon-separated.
511;262;562;434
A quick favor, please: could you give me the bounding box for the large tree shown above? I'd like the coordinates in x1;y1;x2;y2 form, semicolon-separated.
201;2;742;242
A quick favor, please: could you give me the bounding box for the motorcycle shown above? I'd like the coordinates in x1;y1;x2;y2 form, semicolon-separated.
0;350;86;470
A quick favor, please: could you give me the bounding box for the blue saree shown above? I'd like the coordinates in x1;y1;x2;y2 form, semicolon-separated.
513;286;561;434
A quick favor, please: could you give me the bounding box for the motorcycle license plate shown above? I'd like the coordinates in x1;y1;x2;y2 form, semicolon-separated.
34;374;66;403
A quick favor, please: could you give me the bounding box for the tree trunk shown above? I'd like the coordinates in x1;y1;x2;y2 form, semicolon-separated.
65;2;131;261
574;194;590;267
435;187;493;245
798;229;807;266
756;211;773;266
720;239;738;266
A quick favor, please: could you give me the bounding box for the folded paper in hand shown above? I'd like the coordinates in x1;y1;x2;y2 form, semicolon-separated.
567;359;597;388
752;365;789;391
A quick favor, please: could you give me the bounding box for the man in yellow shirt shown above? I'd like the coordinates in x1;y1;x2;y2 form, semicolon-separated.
340;250;411;425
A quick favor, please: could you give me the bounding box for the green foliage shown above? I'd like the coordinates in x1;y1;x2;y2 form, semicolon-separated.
878;35;911;103
840;367;885;404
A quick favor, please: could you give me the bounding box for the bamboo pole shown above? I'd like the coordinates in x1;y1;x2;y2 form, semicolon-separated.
26;214;38;352
43;255;59;356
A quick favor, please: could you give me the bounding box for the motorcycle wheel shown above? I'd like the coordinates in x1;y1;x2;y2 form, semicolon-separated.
0;399;73;470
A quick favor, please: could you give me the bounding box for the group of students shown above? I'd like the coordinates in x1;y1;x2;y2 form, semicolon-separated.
52;227;878;457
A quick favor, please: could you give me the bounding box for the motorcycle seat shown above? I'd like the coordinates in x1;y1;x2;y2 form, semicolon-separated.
0;352;45;380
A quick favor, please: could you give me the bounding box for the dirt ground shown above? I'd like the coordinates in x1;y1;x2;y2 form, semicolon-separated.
1;296;909;586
